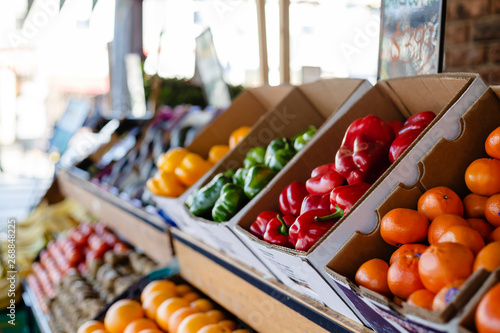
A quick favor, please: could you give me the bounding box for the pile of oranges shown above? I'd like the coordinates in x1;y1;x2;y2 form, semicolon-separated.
77;280;250;333
355;126;500;331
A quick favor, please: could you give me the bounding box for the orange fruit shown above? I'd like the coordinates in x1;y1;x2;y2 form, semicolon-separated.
142;290;177;320
137;330;163;333
380;208;429;246
474;242;500;272
190;299;215;312
124;318;158;333
168;307;199;333
431;279;465;312
77;321;106;333
197;324;232;333
418;186;464;221
489;227;500;243
205;310;226;322
219;320;237;330
387;255;425;300
183;292;202;302
427;214;469;245
233;330;251;333
484;194;500;227
390;244;428;265
141;280;177;303
418;242;474;293
176;284;194;296
229;126;251;149
406;289;435;311
156;297;191;331
485;127;500;159
104;299;144;333
465;158;500;196
177;313;217;333
467;218;495;241
463;193;488;219
355;259;392;298
475;282;500;333
437;225;485;255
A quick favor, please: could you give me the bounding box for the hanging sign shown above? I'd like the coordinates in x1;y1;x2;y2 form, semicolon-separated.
378;0;446;80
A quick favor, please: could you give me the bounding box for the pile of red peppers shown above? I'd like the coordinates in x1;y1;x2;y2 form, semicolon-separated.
249;112;436;251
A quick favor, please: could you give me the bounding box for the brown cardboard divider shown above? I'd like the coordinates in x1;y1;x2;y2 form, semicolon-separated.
325;86;500;329
458;270;500;333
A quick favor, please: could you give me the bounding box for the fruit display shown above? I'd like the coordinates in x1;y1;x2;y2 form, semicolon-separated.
26;223;157;332
188;126;318;222
77;278;252;333
249;112;435;251
350;125;500;318
147;126;251;198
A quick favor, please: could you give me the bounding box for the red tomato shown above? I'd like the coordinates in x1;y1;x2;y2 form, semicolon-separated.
113;242;129;253
78;223;95;236
94;223;109;235
101;231;119;247
65;248;83;266
70;229;88;248
88;234;109;256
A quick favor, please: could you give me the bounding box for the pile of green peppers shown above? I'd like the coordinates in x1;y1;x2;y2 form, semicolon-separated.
187;126;317;222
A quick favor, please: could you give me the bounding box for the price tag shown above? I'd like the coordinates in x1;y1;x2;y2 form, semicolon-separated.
378;0;446;80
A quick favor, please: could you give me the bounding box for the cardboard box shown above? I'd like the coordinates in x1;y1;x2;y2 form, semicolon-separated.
175;78;372;277
153;85;293;226
323;86;500;331
234;74;487;322
458;270;500;333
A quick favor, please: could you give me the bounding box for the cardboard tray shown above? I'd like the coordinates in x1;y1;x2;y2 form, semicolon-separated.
458;269;500;333
152;85;293;225
174;78;372;276
323;86;500;332
171;228;372;333
233;73;487;321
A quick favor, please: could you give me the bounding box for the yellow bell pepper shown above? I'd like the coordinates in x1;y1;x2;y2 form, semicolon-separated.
229;126;251;149
208;145;230;164
157;148;189;173
175;153;213;187
146;171;186;197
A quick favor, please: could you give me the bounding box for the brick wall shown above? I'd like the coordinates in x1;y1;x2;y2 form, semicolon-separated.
444;0;500;84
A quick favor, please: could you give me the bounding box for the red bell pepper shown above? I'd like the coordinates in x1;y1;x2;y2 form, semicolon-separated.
305;163;345;195
279;181;309;216
330;182;371;214
289;207;343;251
389;111;436;162
388;120;404;136
335;115;395;185
263;215;296;248
250;211;279;239
300;193;330;215
397;111;436;135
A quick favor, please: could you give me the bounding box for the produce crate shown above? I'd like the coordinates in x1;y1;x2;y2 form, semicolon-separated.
171;228;372;333
57;169;173;265
323;86;500;332
458;269;500;333
153;85;293;227
233;73;487;322
175;78;372;276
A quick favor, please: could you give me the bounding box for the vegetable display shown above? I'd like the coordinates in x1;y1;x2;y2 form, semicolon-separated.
188;126;318;222
147;126;251;197
250;112;436;251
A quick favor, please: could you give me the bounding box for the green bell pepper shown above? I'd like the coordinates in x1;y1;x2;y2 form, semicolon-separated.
265;138;296;171
292;125;317;151
243;146;266;169
212;183;247;222
189;171;233;217
243;165;276;199
233;168;248;187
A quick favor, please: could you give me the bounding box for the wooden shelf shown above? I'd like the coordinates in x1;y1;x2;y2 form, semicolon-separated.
57;169;173;265
171;228;372;333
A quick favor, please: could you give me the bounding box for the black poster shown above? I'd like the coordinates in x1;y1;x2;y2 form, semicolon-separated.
378;0;446;80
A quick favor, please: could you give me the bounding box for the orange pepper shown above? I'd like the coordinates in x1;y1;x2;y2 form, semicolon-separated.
208;145;230;164
147;171;186;197
175;153;213;187
157;148;189;173
229;126;251;149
